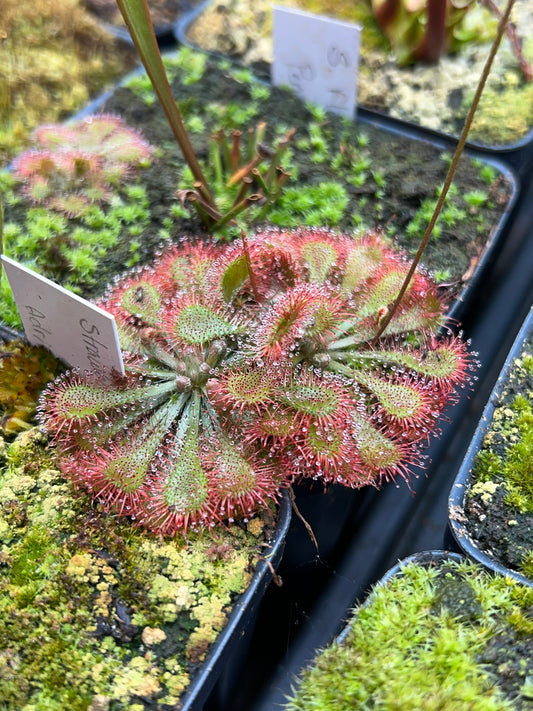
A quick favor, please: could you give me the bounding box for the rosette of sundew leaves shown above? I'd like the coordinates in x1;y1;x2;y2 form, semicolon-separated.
38;227;476;535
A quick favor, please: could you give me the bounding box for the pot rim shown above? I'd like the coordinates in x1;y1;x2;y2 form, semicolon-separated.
448;304;533;589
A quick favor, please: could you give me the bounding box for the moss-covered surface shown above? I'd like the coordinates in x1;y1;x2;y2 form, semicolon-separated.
0;427;279;710
0;0;137;167
463;336;533;582
285;557;533;710
0;47;513;328
184;0;533;147
0;338;63;436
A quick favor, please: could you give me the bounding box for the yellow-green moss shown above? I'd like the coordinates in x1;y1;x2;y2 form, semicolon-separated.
286;559;533;711
0;0;135;166
0;427;275;710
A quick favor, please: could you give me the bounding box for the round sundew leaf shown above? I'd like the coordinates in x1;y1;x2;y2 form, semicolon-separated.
305;421;344;459
384;295;442;336
369;340;469;385
357;419;403;472
301;241;339;283
172;304;237;345
281;381;343;419
209;441;259;499
50;194;91;217
169;254;214;289
223;368;274;408
119;281;162;325
360;374;424;421
341;242;385;292
83;428;164;500
414;344;464;380
255;406;295;438
357;269;410;318
101;445;152;493
221;255;249;303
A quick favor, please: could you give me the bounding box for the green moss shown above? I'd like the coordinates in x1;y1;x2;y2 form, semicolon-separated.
0;0;135;166
0;428;274;709
468;79;533;145
472;357;533;516
286;559;533;711
1;178;151;327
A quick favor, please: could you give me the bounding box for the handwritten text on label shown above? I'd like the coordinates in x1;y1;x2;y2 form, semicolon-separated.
272;6;360;118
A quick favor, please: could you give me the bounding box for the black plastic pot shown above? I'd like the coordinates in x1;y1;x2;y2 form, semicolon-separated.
0;323;23;343
85;0;200;48
181;489;292;710
448;305;533;589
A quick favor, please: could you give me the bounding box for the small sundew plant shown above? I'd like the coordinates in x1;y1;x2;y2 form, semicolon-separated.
11;115;153;217
38;227;476;536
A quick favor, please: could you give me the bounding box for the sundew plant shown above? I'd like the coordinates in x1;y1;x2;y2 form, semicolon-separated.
38;227;476;535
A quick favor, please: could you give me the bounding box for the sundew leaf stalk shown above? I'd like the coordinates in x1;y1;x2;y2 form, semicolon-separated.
38;227;477;535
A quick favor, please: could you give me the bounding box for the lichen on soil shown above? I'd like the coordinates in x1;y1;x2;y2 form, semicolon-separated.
0;427;278;710
184;0;533;147
0;48;513;329
465;336;533;582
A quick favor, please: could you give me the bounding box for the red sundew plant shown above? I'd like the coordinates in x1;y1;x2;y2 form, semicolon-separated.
11;115;153;216
38;227;477;535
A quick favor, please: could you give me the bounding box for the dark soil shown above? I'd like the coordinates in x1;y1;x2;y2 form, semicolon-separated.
86;54;513;301
465;486;533;575
463;331;533;581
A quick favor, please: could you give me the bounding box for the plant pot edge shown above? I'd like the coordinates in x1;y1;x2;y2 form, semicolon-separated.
448;304;533;589
180;487;292;709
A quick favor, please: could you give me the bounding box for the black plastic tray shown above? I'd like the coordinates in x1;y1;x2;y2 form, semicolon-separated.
448;305;533;589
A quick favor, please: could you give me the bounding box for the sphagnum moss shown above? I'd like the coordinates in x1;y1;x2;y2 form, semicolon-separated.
285;559;533;711
0;427;274;710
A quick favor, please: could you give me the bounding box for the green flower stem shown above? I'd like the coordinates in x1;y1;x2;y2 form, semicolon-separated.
115;0;215;210
371;0;516;344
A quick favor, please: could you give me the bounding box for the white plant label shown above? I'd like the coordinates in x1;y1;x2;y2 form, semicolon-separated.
272;6;360;118
1;255;124;375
